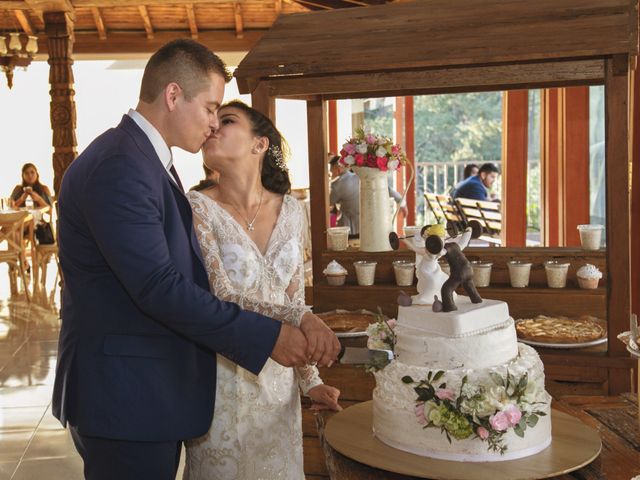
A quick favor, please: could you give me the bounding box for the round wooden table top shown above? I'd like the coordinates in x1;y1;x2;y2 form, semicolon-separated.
325;401;601;480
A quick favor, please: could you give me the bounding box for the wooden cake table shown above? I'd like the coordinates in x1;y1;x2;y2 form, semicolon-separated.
316;395;640;480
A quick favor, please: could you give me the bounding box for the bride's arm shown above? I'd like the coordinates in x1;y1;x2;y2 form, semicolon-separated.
190;193;310;326
285;200;324;395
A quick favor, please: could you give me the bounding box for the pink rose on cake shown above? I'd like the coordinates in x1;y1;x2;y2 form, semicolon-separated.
435;388;456;402
504;404;522;426
476;426;490;440
489;411;510;432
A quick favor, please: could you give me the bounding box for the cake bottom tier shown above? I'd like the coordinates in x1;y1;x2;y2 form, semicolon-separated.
373;344;552;462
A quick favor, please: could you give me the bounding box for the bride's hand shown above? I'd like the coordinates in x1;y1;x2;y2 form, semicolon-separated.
308;384;342;412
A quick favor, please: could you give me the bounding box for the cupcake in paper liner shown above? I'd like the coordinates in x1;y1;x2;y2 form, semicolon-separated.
576;264;602;289
323;260;348;286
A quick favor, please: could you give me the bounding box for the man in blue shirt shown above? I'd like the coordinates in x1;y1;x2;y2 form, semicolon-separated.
452;162;500;201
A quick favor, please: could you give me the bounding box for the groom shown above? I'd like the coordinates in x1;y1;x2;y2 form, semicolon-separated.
53;39;340;480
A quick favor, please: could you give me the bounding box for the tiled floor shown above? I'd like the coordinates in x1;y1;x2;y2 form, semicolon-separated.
0;268;186;479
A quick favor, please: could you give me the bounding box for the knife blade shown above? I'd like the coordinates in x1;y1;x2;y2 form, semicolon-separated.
337;346;393;366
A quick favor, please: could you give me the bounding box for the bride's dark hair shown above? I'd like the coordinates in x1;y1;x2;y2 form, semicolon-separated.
221;100;291;195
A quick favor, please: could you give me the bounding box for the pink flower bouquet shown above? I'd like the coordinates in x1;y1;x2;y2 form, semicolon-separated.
339;127;407;172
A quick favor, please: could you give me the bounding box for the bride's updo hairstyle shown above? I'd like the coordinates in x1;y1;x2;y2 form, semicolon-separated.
223;100;292;195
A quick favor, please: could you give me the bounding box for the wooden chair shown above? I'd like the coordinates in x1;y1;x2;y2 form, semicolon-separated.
34;202;61;306
0;210;32;301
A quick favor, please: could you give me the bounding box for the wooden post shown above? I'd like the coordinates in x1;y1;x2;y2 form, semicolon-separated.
307;98;329;284
45;12;77;195
562;86;591;246
605;55;631;393
502;90;528;247
328;100;338;154
632;67;640;325
394;96;405;233
251;82;276;121
404;96;416;226
542;88;561;247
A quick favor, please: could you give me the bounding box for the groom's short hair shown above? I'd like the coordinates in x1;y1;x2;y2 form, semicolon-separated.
139;39;232;103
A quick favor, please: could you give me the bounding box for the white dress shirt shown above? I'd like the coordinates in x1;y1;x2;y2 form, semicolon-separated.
127;109;177;183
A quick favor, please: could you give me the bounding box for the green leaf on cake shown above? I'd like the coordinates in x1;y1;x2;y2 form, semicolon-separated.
427;371;433;382
489;372;505;386
402;376;414;384
526;414;539;427
513;424;525;438
432;370;445;382
517;373;528;391
534;411;547;417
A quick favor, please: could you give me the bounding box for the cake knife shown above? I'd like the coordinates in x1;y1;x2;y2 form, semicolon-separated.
337;346;393;367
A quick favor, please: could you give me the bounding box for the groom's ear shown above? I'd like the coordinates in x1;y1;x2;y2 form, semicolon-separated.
165;82;181;111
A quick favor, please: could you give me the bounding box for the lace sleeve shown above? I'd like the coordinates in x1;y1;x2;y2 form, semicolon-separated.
189;193;309;326
286;200;324;395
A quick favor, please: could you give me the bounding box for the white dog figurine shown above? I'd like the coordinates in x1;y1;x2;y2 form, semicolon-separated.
403;226;473;305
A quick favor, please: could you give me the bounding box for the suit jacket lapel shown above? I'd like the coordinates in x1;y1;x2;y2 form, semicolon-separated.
118;115;208;272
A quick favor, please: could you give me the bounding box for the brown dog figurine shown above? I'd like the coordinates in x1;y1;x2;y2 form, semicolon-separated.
440;242;483;312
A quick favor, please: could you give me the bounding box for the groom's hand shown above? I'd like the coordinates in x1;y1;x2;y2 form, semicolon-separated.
271;324;309;367
300;312;341;367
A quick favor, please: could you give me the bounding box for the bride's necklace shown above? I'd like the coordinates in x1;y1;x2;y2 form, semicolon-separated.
228;187;264;231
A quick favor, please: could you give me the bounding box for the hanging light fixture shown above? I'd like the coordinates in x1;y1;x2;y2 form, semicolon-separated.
0;32;39;89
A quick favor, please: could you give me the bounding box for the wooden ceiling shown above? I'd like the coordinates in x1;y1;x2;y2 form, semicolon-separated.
0;0;390;55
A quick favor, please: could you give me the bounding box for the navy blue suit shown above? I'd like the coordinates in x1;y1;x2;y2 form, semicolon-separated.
53;115;281;477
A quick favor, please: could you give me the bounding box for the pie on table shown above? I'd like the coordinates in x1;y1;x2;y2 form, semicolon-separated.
515;315;606;344
317;311;377;333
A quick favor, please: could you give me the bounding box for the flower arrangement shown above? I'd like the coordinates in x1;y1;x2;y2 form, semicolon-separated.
402;370;547;454
364;309;397;372
339;127;408;172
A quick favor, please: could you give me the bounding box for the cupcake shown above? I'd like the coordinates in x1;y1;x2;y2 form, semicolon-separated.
576;264;602;289
323;260;348;286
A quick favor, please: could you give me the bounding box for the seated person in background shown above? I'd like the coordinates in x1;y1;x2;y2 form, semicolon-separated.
328;154;408;236
450;163;479;195
189;163;220;192
452;162;499;201
10;163;53;208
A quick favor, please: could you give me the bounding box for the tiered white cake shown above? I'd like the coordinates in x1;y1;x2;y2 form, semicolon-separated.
373;297;552;462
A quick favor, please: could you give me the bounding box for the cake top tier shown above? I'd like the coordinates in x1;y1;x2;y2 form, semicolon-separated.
397;297;510;338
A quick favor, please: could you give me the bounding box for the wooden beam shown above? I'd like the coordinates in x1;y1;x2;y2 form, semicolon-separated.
604;55;631;388
631;68;640;322
307;97;329;284
341;0;369;5
394;96;405;233
185;4;198;39
23;0;72;12
71;0;250;5
138;5;154;40
542;88;561;247
14;10;34;35
263;60;605;98
327;100;337;154
274;0;282;15
562;86;590;246
404;95;415;226
0;2;29;9
502;90;529;247
233;2;243;39
91;7;107;40
250;82;275;121
294;0;332;10
35;29;264;55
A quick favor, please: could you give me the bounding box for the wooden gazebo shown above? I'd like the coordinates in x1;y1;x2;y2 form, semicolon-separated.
235;0;638;393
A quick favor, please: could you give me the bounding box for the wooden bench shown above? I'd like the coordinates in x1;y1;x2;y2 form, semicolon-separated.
454;197;502;245
424;193;464;225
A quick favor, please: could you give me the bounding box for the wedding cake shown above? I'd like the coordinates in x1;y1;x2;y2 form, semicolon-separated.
372;296;552;462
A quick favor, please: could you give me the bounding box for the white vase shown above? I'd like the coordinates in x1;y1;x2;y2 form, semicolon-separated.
353;166;392;252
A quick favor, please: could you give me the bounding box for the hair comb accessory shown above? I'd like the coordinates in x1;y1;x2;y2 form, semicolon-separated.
269;145;288;172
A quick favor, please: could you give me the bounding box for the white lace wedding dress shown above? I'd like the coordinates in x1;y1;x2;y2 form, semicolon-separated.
183;191;322;480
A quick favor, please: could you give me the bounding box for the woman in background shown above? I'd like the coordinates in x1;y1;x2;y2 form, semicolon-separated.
10;163;52;208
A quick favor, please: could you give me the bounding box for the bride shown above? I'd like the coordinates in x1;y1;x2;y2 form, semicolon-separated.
184;101;341;480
